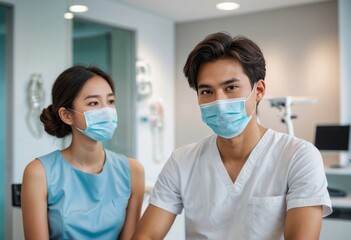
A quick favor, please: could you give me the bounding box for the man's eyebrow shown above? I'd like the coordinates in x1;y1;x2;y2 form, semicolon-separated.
198;78;240;89
198;83;212;89
220;78;240;86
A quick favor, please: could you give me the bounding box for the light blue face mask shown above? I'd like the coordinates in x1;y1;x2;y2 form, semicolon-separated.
200;85;256;139
70;107;118;142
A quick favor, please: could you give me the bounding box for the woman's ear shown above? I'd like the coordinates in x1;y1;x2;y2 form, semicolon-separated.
58;107;73;126
256;79;266;101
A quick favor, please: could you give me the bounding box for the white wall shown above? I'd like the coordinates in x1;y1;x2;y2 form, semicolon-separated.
7;0;69;181
2;0;175;239
3;1;70;238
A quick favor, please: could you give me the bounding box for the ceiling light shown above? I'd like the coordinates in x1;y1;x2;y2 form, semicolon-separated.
64;12;74;19
216;2;240;11
69;5;88;13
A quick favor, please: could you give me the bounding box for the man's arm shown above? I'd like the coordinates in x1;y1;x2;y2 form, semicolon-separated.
284;205;323;240
132;204;177;240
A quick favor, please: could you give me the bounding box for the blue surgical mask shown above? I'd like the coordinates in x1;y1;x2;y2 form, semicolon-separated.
71;107;118;142
200;86;256;139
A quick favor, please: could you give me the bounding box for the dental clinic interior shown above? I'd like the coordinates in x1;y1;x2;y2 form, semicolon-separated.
1;0;351;239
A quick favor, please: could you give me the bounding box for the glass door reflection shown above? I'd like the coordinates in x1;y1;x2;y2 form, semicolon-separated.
72;19;136;158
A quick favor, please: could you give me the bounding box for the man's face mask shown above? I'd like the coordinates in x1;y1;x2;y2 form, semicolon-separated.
70;107;118;142
200;84;256;139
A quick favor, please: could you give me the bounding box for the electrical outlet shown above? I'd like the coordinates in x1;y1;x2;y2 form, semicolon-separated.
11;184;22;207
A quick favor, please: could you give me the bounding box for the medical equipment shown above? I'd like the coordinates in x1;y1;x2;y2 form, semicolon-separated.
150;98;164;164
136;59;165;164
27;73;45;138
264;96;317;136
136;59;153;101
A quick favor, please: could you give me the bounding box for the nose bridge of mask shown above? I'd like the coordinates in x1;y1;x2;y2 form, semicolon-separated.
84;107;118;125
218;82;257;116
201;100;245;123
224;98;245;114
200;83;256;116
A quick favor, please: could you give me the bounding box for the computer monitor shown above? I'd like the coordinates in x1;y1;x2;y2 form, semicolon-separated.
314;125;350;151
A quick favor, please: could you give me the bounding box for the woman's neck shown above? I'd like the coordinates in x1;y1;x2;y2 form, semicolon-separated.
62;137;105;173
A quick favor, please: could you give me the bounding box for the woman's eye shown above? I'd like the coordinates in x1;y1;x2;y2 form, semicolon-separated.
88;101;98;106
108;99;115;105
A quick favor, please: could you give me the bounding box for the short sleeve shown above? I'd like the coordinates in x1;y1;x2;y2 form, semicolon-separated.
286;142;332;217
149;153;183;215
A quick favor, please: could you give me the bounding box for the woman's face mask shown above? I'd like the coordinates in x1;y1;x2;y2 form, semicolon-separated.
70;107;118;142
200;85;256;139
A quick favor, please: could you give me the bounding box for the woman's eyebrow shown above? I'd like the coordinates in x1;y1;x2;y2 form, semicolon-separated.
84;92;114;100
84;94;99;100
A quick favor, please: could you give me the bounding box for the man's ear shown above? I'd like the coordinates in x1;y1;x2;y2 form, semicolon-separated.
58;107;73;126
256;79;266;101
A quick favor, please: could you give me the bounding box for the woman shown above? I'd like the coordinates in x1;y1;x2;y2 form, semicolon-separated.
22;65;145;239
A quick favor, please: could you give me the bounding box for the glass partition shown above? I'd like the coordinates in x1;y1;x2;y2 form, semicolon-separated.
73;19;136;157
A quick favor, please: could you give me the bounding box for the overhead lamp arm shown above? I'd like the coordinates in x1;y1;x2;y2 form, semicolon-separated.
264;96;317;136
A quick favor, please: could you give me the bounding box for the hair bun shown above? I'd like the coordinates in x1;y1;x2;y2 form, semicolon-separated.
40;105;71;138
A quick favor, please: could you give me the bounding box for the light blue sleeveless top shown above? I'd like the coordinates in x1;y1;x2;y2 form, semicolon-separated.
38;149;131;240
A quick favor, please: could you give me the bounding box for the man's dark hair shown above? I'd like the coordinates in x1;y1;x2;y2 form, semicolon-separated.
183;32;266;91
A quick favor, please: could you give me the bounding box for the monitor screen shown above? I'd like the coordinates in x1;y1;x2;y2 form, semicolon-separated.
314;125;350;151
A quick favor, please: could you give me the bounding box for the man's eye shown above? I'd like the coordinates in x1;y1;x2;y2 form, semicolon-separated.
200;89;212;95
226;85;236;91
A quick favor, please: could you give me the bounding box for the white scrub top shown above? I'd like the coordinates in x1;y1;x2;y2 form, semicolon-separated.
149;129;332;240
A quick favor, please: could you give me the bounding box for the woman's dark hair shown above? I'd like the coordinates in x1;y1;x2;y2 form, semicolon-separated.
40;65;115;138
183;32;266;91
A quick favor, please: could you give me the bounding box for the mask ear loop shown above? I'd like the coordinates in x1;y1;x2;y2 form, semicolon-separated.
245;83;257;117
67;108;84;116
67;108;87;131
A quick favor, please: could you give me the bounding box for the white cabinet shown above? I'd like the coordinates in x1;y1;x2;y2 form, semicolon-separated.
325;166;351;176
321;219;351;240
321;166;351;238
325;166;351;209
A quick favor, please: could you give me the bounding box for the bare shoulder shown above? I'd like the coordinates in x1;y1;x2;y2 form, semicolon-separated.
128;158;144;176
22;159;48;205
22;159;49;239
23;159;46;181
127;158;145;193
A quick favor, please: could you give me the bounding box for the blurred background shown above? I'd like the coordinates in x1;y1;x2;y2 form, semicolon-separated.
0;0;350;239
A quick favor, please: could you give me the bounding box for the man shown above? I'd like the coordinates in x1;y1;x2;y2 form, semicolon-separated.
132;32;332;240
